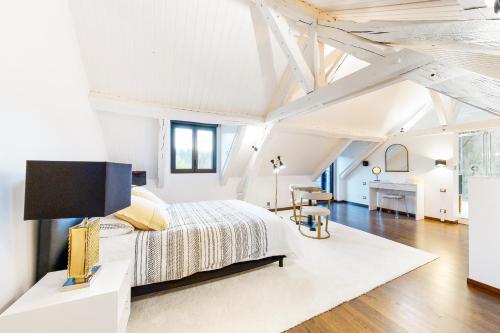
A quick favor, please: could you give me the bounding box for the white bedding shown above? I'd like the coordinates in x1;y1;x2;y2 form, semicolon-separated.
100;200;299;285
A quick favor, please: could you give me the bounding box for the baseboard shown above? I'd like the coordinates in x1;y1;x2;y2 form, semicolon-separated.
334;200;368;208
424;216;458;224
467;278;500;297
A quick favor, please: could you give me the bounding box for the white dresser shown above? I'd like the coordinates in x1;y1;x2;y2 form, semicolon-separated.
368;181;425;220
0;260;131;333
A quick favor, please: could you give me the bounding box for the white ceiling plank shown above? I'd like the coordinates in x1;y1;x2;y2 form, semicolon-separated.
311;138;353;180
90;92;264;125
220;126;247;186
323;19;500;55
237;124;275;199
266;49;433;123
339;141;386;180
257;1;315;93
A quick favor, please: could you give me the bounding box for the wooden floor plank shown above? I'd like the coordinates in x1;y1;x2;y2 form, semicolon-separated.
287;203;500;333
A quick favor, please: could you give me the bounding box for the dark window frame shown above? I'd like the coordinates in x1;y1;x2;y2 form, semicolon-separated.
170;121;217;174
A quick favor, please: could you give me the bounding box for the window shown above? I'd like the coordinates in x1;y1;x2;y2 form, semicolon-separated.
171;121;217;173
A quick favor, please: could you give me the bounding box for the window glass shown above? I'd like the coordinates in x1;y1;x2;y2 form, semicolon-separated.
197;129;214;169
174;127;193;169
171;121;217;173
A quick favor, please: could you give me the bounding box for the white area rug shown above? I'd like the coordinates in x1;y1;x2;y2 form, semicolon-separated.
127;220;437;333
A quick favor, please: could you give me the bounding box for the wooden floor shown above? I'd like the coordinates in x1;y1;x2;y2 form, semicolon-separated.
288;202;500;333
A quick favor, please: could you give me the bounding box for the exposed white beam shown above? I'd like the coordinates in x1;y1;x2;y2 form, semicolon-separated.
89;92;264;125
237;124;275;200
266;32;310;113
266;49;432;123
257;1;315;93
312;27;326;89
157;118;168;188
397;117;500;138
404;62;500;117
339;141;385;180
322;1;465;22
325;19;500;55
220;126;247;186
277;124;386;142
312;139;352;181
316;24;500;117
429;90;459;126
325;49;346;81
317;24;394;62
259;0;318;26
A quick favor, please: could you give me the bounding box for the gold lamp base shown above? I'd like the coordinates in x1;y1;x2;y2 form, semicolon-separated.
63;217;101;290
62;265;101;290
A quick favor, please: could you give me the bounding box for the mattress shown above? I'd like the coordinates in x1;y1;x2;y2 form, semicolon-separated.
100;200;298;287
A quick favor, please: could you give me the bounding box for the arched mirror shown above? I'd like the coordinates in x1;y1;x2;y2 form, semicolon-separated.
385;144;409;172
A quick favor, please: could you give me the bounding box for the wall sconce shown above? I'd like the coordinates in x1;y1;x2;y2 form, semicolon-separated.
435;159;447;167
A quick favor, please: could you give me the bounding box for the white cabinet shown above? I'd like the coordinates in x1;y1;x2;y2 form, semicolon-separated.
469;177;500;289
0;260;131;333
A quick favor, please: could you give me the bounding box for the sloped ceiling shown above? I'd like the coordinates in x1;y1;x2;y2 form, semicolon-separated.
257;129;342;176
69;0;287;117
283;80;430;138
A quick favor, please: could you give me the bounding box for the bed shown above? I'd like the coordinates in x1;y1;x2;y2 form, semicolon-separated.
37;200;295;296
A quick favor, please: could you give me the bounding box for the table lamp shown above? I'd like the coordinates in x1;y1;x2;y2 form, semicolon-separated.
24;161;132;289
372;166;382;181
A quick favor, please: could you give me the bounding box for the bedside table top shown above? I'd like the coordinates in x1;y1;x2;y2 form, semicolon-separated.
1;260;130;316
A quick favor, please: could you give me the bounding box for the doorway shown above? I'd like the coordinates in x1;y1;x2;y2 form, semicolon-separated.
314;163;334;194
459;130;500;218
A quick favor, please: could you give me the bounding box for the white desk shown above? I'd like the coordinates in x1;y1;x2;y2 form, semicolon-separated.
0;260;131;333
368;181;425;220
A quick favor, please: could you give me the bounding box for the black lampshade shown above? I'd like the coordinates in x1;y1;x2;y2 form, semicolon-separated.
132;171;147;186
24;161;132;220
435;159;447;167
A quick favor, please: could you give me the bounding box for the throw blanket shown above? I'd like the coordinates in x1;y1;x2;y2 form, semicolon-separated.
133;200;268;287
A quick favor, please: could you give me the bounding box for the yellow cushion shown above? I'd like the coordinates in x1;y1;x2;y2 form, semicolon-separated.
114;195;168;231
131;186;166;206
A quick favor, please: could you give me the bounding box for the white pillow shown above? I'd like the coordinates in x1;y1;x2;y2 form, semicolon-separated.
99;215;134;238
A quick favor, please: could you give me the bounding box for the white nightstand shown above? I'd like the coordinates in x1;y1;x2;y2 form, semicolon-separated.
0;260;131;333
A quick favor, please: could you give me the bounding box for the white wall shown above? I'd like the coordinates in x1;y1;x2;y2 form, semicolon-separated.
98;111;158;178
341;134;458;221
246;175;313;209
97;112;313;209
0;1;107;311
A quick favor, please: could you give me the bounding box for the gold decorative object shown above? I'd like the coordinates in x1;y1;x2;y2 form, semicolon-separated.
64;218;101;290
